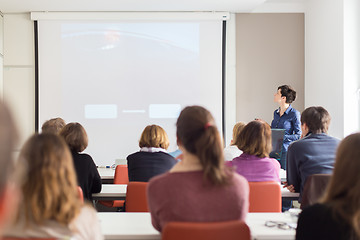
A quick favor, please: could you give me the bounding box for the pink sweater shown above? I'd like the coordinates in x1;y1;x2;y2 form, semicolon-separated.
147;171;249;232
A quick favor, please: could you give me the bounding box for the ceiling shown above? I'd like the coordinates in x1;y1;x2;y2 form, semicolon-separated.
0;0;304;14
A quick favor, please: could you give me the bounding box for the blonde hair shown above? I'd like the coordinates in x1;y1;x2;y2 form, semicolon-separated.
41;118;66;135
139;125;170;150
19;133;81;225
60;122;88;152
236;120;272;158
231;122;246;146
321;133;360;237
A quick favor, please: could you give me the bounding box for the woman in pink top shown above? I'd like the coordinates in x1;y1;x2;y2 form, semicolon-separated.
147;106;249;232
231;120;280;182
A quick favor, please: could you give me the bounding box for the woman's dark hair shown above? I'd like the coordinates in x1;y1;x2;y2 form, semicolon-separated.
176;106;230;185
278;85;296;103
59;122;88;152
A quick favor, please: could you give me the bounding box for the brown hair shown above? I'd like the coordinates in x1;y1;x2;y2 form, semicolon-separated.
0;102;18;193
278;85;296;103
236;120;272;158
176;106;230;185
41;118;66;135
19;133;81;225
139;125;170;150
60;122;88;152
301;106;331;134
321;133;360;237
231;122;246;146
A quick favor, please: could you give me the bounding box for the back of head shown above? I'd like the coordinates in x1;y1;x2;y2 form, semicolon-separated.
19;133;81;225
301;106;331;134
278;85;296;103
321;133;360;237
60;122;88;152
176;106;229;185
236;120;272;158
41;117;66;135
231;122;246;146
0;102;18;194
139;125;170;150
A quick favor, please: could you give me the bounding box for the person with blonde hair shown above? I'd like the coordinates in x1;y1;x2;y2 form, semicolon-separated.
223;121;246;161
147;106;249;232
60;122;101;201
127;124;176;182
296;132;360;240
0;102;20;236
230;120;280;182
5;133;103;239
41;117;66;134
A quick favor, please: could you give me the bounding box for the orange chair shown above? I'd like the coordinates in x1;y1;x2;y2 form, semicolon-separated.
125;181;149;212
162;221;251;240
248;181;281;212
77;186;84;204
99;165;129;209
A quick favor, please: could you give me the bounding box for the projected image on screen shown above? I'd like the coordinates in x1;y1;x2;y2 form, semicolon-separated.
38;19;223;166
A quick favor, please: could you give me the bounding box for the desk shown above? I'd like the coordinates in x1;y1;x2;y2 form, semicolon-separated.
98;212;296;240
98;168;115;180
281;186;299;200
93;184;127;201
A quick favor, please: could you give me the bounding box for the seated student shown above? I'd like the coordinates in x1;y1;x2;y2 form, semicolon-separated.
0;102;20;236
127;124;177;182
230;120;280;182
41;117;66;134
223;121;246;161
60;123;101;201
147;106;249;232
5;134;103;240
285;106;340;202
296;133;360;240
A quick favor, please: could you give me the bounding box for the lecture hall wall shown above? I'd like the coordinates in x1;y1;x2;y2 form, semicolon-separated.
1;0;360;152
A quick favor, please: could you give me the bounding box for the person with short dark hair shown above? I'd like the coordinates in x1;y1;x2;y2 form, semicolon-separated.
41;117;66;134
271;85;301;169
60;123;101;201
127;125;176;182
230;120;280;182
147;106;249;232
285;106;340;202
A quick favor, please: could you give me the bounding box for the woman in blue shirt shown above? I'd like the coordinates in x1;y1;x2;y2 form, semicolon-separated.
271;85;301;170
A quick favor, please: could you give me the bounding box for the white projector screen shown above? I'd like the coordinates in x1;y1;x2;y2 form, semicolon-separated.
37;17;224;166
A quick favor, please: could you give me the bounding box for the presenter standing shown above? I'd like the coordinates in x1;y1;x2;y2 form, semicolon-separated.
271;85;301;170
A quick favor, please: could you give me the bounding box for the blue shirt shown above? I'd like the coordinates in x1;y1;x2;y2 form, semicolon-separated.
271;105;301;153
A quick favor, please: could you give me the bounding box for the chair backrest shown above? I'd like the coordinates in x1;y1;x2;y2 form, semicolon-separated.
301;173;331;209
114;164;129;184
77;186;84;204
162;221;251;240
3;238;56;240
248;181;281;212
125;181;149;212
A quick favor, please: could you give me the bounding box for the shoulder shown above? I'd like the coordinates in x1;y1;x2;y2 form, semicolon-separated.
231;172;249;189
71;205;103;240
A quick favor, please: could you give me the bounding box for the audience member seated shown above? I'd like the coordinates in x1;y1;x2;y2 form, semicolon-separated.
0;102;20;236
147;106;249;232
230;120;280;182
60;122;101;201
4;133;103;240
127;125;177;182
41;117;66;134
223;121;246;161
296;133;360;240
285;106;340;202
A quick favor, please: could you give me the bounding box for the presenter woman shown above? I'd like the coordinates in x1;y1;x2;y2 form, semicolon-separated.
271;85;301;169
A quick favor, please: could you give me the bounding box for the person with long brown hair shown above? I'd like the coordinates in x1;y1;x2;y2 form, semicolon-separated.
5;133;103;239
147;106;249;232
296;132;360;239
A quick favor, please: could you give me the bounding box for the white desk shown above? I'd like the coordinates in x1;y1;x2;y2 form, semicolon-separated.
98;168;115;180
281;186;299;200
93;184;127;201
98;212;296;240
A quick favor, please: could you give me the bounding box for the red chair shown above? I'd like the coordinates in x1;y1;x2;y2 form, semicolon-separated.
77;186;84;204
162;221;251;240
99;165;129;210
125;182;149;212
248;181;281;212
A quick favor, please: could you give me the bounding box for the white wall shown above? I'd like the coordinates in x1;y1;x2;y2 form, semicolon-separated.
0;14;3;99
304;0;344;138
